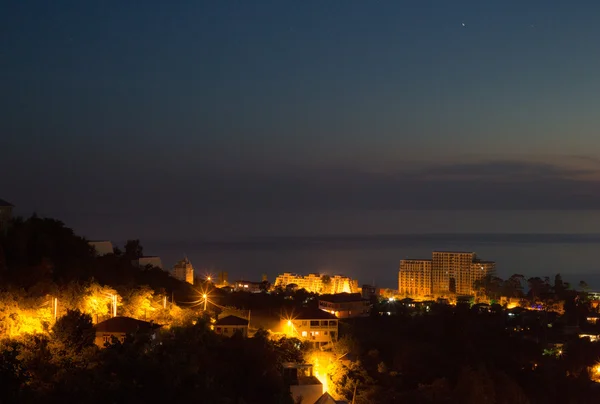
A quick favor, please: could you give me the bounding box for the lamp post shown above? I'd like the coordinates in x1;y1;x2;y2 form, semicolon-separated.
53;297;58;321
203;294;207;312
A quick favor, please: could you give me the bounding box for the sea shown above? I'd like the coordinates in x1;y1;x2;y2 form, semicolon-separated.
117;210;600;291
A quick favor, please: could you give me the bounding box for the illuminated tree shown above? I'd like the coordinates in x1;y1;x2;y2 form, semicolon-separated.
121;286;159;320
79;283;119;321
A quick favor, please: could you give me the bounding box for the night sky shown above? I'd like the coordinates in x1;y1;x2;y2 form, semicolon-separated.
2;1;600;242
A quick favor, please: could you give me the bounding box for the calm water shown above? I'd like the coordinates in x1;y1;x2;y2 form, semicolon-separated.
142;233;600;290
74;210;600;290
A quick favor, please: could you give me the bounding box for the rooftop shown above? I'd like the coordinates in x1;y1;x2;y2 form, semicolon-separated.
215;315;249;326
95;316;161;333
319;293;365;303
433;251;475;254
285;307;338;320
315;392;347;404
234;280;263;285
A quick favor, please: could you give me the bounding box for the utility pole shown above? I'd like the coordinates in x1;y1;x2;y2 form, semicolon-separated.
53;297;58;321
351;382;358;404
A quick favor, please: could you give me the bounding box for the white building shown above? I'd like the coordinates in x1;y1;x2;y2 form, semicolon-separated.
89;241;114;256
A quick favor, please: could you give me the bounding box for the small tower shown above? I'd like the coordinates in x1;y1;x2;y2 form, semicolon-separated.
172;257;194;285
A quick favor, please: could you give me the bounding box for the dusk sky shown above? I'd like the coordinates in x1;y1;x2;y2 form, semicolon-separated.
2;1;600;240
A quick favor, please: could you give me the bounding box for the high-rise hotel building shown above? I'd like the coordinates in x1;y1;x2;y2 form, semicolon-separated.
398;259;432;297
399;251;495;298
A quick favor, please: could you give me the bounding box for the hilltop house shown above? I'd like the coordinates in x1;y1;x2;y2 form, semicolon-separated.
318;293;371;318
214;315;249;337
282;308;338;348
94;316;161;347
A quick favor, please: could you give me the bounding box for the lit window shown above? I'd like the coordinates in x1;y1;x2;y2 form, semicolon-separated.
301;331;307;337
315;331;319;336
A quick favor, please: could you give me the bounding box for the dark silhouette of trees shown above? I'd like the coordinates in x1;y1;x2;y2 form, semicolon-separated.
124;239;143;259
51;309;95;353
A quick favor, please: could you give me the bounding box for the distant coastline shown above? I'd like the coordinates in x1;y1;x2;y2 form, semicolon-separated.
145;233;600;250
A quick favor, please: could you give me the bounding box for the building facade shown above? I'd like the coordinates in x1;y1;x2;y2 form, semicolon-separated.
318;293;371;318
274;273;359;294
398;251;495;298
361;284;379;300
234;280;263;293
89;241;114;256
172;258;194;284
283;363;324;404
214;315;249;337
432;251;494;296
282;308;338;347
94;317;161;348
398;259;433;298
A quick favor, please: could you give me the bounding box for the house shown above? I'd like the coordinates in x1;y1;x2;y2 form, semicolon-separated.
0;198;14;235
315;392;348;404
94;316;161;347
89;240;114;256
214;315;249;337
283;363;323;404
361;284;379;300
132;256;163;270
318;293;371;318
234;280;263;293
282;308;338;348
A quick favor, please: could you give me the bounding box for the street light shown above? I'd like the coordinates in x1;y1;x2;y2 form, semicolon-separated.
203;294;208;311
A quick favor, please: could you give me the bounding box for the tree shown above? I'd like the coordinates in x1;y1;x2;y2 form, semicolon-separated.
579;281;590;293
503;274;525;298
259;280;271;292
51;309;95;352
554;274;566;297
527;277;550;300
474;274;503;300
120;286;157;320
124;239;143;259
454;366;495;404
